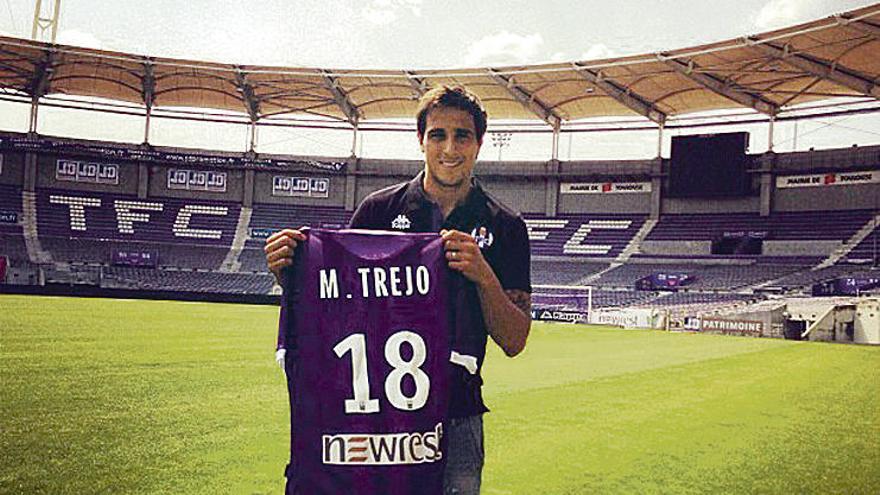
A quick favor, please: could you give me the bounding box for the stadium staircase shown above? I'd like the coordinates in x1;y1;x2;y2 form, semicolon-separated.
616;218;657;262
581;218;657;284
21;191;53;264
220;206;252;273
815;213;880;269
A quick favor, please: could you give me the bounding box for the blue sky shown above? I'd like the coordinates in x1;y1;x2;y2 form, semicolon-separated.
0;0;878;159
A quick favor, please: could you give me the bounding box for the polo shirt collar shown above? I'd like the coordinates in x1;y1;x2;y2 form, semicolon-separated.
404;169;489;217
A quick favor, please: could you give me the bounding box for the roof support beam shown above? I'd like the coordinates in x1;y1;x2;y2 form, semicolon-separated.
659;55;778;115
572;62;667;124
142;60;156;144
142;61;156;110
27;49;54;99
748;39;880;99
835;15;880;41
404;71;427;98
321;70;360;126
487;69;562;128
234;67;261;122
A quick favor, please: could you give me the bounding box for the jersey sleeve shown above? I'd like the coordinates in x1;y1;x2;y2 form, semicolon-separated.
495;216;532;293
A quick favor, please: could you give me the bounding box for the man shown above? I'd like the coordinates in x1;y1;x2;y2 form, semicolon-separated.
265;85;532;494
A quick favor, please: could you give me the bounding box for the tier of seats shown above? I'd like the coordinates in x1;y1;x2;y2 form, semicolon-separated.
524;214;646;258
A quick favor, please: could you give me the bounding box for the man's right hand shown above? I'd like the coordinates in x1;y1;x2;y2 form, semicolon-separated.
264;228;307;285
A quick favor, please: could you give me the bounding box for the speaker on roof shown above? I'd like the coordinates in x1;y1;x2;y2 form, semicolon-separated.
668;132;750;198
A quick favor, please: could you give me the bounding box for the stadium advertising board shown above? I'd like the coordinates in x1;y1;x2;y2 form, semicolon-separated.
249;227;274;239
530;308;589;324
590;308;662;329
0;211;17;223
0;134;346;172
560;181;651;194
112;249;158;268
272;175;330;198
167;169;227;192
684;316;764;336
776;170;880;188
636;272;694;291
56;159;119;185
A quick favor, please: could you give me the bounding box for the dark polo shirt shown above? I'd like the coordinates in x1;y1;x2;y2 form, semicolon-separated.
349;171;531;418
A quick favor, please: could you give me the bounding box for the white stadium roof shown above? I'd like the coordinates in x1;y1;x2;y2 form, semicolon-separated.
0;3;878;129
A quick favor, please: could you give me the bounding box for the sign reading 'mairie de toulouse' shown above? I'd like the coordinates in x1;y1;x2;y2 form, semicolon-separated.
561;181;652;194
776;170;879;188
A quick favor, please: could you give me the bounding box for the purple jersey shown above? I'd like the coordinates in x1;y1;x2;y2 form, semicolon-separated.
281;229;453;495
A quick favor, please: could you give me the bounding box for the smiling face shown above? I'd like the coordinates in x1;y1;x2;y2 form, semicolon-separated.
419;106;483;194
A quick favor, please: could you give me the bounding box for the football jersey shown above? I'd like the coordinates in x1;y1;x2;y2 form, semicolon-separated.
280;228;454;495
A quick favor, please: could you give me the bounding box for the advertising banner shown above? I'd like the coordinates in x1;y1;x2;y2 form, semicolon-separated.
561;181;651;194
776;170;880;188
684;316;764;336
112;249;158;268
167;169;227;192
56;159;119;185
272;175;330;198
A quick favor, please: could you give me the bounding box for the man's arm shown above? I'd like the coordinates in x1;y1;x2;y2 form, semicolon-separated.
441;229;530;357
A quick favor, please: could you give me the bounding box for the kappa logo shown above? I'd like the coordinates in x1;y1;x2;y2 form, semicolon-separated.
470;226;494;249
391;214;411;230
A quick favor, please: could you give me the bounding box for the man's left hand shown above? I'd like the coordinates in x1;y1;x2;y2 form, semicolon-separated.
441;228;496;288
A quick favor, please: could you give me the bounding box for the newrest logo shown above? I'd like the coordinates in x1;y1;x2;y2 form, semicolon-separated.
323;423;443;465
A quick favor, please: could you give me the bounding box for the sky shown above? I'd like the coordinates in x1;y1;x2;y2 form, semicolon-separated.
1;0;879;159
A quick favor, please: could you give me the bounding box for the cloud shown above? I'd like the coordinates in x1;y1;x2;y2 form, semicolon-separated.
754;0;821;30
463;31;544;66
56;29;103;49
580;43;616;61
361;0;422;26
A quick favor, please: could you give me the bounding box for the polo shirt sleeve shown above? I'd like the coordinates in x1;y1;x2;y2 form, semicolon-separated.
348;196;376;229
495;216;532;293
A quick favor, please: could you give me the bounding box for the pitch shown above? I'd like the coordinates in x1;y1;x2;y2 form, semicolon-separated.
1;295;877;494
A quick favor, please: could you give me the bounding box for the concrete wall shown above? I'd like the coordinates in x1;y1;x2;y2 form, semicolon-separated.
774;184;878;212
559;192;652;214
35;154;139;195
763;240;841;256
479;177;546;213
662;196;760;214
640;240;711;255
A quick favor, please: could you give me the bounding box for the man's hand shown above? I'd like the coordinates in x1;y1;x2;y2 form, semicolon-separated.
441;228;496;288
264;228;307;285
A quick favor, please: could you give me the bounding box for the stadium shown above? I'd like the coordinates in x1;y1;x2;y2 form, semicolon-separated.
1;1;879;494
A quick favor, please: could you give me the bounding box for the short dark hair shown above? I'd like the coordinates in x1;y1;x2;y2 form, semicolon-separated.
416;85;488;143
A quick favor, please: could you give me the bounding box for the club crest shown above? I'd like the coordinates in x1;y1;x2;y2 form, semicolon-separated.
470;226;494;249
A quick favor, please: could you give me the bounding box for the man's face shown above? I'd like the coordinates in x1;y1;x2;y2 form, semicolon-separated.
419;106;482;190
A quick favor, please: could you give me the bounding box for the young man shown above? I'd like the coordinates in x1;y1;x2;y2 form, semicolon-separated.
265;85;532;494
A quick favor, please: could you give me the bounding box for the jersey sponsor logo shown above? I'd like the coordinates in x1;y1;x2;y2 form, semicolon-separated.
322;423;443;465
391;214;411;230
470;227;494;249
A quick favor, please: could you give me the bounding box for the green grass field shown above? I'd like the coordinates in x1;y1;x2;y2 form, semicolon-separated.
1;295;878;494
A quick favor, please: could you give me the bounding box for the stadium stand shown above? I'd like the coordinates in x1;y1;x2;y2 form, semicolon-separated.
524;214;646;258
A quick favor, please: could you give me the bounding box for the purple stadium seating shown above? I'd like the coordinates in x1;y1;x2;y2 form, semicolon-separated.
524;213;646;258
646;210;873;242
245;203;350;248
